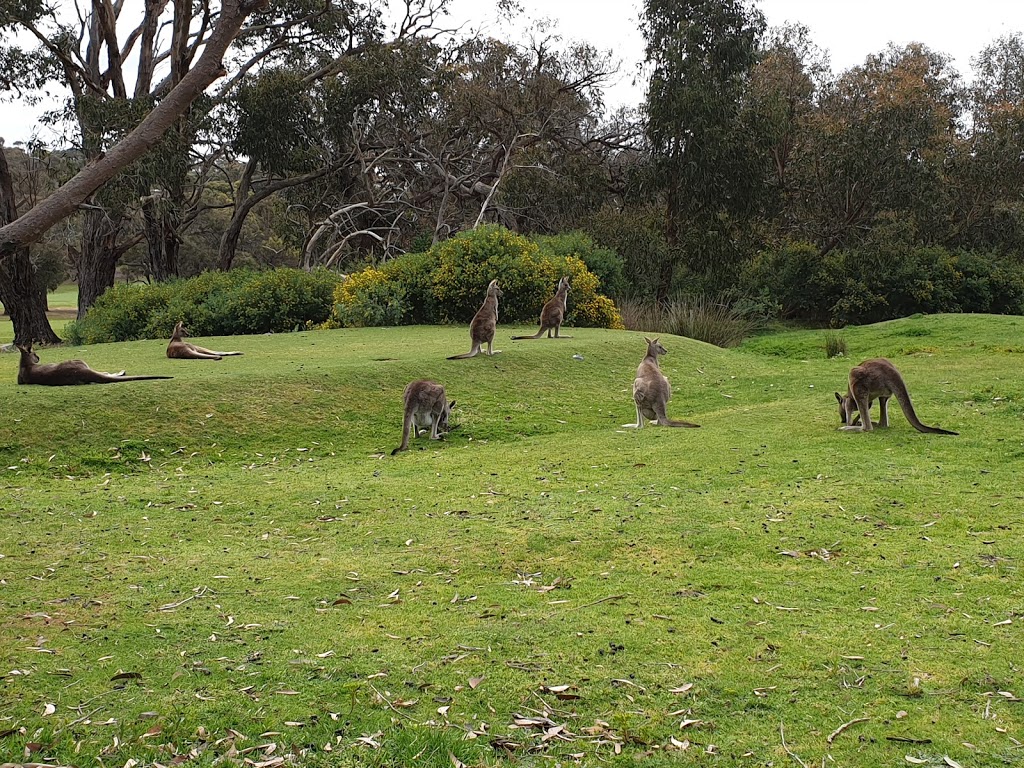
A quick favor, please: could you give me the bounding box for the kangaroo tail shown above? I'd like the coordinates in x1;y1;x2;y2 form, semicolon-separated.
511;329;544;340
892;378;957;435
104;375;174;382
447;345;481;360
915;424;959;435
662;418;701;428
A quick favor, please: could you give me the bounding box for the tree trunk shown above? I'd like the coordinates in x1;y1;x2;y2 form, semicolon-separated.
142;196;180;282
77;208;123;319
0;144;60;345
218;163;335;271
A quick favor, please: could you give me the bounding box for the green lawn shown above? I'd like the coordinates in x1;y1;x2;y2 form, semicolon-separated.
0;316;1021;767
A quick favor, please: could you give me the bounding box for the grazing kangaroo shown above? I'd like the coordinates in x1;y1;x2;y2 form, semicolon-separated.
166;321;242;360
836;358;957;434
447;279;502;359
512;276;571;339
622;337;700;428
16;345;173;386
391;380;455;455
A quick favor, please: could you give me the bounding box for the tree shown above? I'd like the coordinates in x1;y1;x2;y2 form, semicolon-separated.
640;0;765;298
0;139;60;344
745;23;829;237
792;43;961;257
946;34;1024;251
0;0;272;337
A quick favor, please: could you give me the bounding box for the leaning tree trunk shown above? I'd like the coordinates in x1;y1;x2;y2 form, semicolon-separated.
0;144;60;345
77;208;123;319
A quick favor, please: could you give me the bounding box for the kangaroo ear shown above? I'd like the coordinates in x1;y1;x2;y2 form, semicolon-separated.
643;336;651;344
835;392;843;404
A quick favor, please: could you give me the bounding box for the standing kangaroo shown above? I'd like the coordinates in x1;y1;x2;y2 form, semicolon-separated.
836;358;957;434
447;279;502;359
391;380;455;455
16;345;173;386
166;321;242;360
623;337;700;428
512;276;571;339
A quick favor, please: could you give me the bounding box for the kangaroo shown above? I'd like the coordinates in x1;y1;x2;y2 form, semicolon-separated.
166;321;242;360
512;276;571;339
391;380;455;455
836;358;957;434
622;337;700;428
16;345;173;386
447;279;502;359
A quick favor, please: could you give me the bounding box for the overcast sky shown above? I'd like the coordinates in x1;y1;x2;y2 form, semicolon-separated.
3;0;1022;146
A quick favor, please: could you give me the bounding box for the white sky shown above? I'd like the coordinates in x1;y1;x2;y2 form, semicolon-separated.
3;0;1022;146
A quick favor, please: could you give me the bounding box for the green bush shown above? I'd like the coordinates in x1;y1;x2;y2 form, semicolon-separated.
744;240;1024;326
326;226;623;330
65;268;342;344
530;231;627;297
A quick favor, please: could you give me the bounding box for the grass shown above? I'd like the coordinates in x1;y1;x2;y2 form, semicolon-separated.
0;314;1022;767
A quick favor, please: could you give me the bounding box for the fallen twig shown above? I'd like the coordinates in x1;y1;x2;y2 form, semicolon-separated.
780;722;808;768
827;716;870;744
159;585;209;611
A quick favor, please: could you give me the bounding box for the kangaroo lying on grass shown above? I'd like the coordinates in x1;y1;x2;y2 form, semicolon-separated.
17;345;173;386
391;380;455;455
623;337;700;428
836;358;958;434
512;276;571;339
167;321;242;360
448;279;502;359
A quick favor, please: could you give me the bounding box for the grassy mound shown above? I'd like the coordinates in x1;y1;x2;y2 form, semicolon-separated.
0;315;1021;767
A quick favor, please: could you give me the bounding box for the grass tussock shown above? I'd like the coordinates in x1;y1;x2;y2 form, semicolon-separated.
823;329;848;358
617;294;759;347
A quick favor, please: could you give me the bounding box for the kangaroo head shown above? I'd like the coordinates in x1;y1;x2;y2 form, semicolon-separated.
173;321;190;338
487;279;502;298
559;276;571;293
835;391;859;425
16;344;39;364
645;337;667;358
440;400;456;431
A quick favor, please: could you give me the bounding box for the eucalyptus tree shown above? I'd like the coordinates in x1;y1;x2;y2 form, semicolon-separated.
947;33;1024;251
793;43;962;257
297;29;624;269
0;0;273;338
745;23;829;237
640;0;766;298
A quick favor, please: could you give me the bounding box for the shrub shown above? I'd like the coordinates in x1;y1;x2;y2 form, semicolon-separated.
585;206;673;301
744;240;1024;326
618;295;758;348
326;225;623;330
823;330;848;358
67;268;342;344
328;268;406;328
531;231;627;297
64;281;175;344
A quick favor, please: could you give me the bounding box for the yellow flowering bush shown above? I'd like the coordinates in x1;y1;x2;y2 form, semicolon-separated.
326;225;623;329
